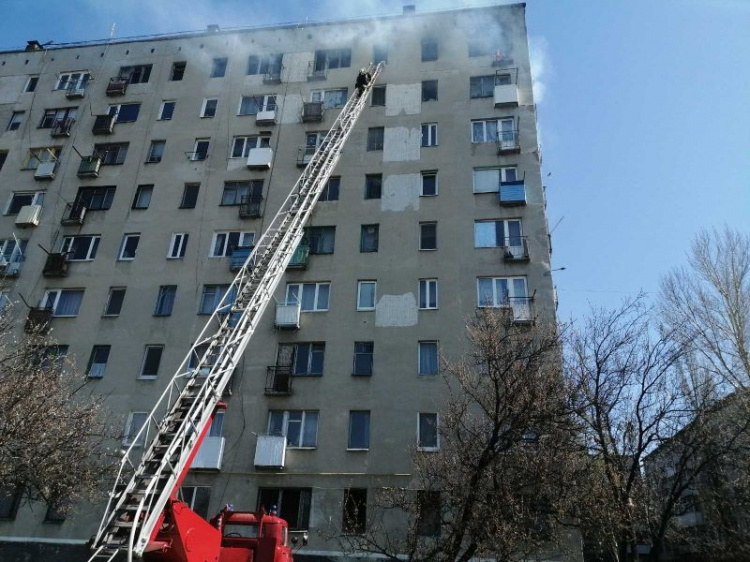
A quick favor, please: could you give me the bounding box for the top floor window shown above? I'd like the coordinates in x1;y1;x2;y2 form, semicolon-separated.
247;53;283;75
421;38;438;62
118;65;152;84
56;72;91;92
210;57;228;78
170;62;186;81
314;48;351;71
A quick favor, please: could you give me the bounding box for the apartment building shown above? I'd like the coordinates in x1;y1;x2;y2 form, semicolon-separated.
0;3;558;560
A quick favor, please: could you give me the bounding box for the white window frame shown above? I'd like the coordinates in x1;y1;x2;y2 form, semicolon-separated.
419;222;438;251
285;282;330;312
158;100;176;121
201;98;218;118
55;71;91;91
357;281;376;311
61;235;100;261
210;231;255;258
267;410;319;449
191;139;210;161
472;167;518;193
476;276;528;307
471;117;514;143
474;219;523;248
123;412;148;447
23;147;60;170
42;289;84;317
0;239;26;263
310;88;347;109
108;103;141;123
421;123;438;147
418;341;439;376
230;135;271;158
139;345;164;380
417;413;440;451
87;345;110;378
168;233;189;259
419;279;438;310
238;94;277;116
103;287;126;317
118;233;140;261
421;171;438;197
6;190;45;214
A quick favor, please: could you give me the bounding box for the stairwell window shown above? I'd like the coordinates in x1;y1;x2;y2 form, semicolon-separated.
419;222;437;250
353;342;374;376
191;139;210;161
140;345;163;379
170;62;186;81
421;171;438;196
319;177;340;201
305;226;335;254
132;185;154;209
473;167;517;193
86;345;110;378
371;85;386;107
211;231;254;257
357;281;376;311
367;127;384;151
119;65;152;84
74;186;116;210
118;233;141;261
154;286;177;317
61;235;100;261
201;98;218;118
421;123;438;147
360;224;379;253
231;135;271;158
146;141;165;163
41;289;84;317
210;57;228;78
108;103;141;123
364;174;382;199
418;341;438;376
94;143;128;165
421;80;438;102
168;233;189;259
123;412;148;446
348;411;370;450
419;279;438;310
285;282;330;312
158;101;176;120
104;287;126;317
418;413;439;451
268;410;319;448
25;76;39;93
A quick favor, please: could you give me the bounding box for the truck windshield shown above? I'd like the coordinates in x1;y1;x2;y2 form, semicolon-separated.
224;524;259;538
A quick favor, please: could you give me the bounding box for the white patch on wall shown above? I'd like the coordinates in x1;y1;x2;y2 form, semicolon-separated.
279;93;303;125
385;84;421;116
383;127;420;162
382;174;420;212
0;76;25;104
283;52;316;83
375;294;418;327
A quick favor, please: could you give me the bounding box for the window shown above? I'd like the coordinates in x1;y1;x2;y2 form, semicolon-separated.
246;53;283;75
39;107;76;129
211;231;254;257
371;85;386;106
108;103;141;123
348;411;370;450
180;184;200;209
280;342;325;376
221;180;263;205
422;80;438;102
373;44;388;64
420;222;437;250
104;287;126;316
343;488;367;534
257;488;311;531
285;282;330;312
364;174;382;199
170;62;186;81
472;118;514;143
357;281;376;311
201;98;218;118
56;71;90;91
6;191;44;214
0;488;22;520
45;500;69;523
305;226;335;254
41;289;84;317
86;345;111;378
470;75;495;98
421;123;438;147
473;167;518;193
419;341;438;376
268;410;319;448
0;291;11;313
118;233;140;260
353;342;374;376
146;141;165;163
132;185;154;209
320;177;340;201
35;345;68;371
419;279;438;310
360;224;379;253
158;101;176;120
421;171;437;196
421;38;438;61
468;41;493;57
417;491;441;536
23;146;60;169
210;57;228;78
310;88;347;109
119;64;152;84
0;239;26;264
231;135;271;157
314;48;351;70
168;233;189;259
199;285;236;315
179;487;211;520
25;76;39;92
140;345;163;379
74;186;116;210
7;111;24;131
123;412;148;446
154;286;177;317
474;219;522;248
94;142;128;165
477;277;528;307
366;127;384;151
0;151;7;171
418;413;439;450
192;139;210;161
238;94;277;115
61;235;100;261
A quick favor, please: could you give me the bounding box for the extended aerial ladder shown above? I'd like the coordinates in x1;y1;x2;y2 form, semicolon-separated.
89;62;384;562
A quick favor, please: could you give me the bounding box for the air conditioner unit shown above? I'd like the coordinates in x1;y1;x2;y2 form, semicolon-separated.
34;161;57;180
15;204;42;227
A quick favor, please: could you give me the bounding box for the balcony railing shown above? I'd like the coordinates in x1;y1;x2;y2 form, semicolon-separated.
499;180;526;206
302;102;324;122
496;129;520;154
106;77;127;96
25;308;52;334
263;66;282;84
61;202;87;226
77;155;101;178
502;237;529;262
229;246;254;272
51;117;75;137
92;114;115;135
239;198;262;219
265;366;293;396
42;253;69;278
307;60;327;81
275;302;301;329
287;244;310;269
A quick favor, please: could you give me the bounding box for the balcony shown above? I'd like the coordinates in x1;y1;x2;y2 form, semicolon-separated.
42;253;69;278
77;155;101;178
92;114;115;135
499;180;526;206
265;366;293;396
494;68;519;107
65;84;87;99
307;60;327;81
254;434;286;469
301;101;324;123
51;117;75;137
106;77;127;96
507;297;534;324
25;308;52;334
239;198;262;219
287;244;309;269
502;237;529;262
275;302;301;329
15;205;41;228
496;130;520;154
255;108;277;125
246;147;273;170
229;246;254;272
61;203;87;226
190;436;225;471
263;66;282;84
34;161;57;180
296;145;315;167
0;257;22;278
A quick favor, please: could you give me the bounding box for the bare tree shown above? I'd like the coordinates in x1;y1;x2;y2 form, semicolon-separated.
0;304;113;516
338;309;579;562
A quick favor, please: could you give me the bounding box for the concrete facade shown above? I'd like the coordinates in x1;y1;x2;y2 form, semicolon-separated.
0;3;558;558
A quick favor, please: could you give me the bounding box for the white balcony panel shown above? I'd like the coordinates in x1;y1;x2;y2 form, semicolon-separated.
256;109;277;125
15;205;41;228
510;301;531;323
254;435;286;468
34;161;56;180
247;147;273;170
191;436;225;470
494;84;519;106
275;303;301;328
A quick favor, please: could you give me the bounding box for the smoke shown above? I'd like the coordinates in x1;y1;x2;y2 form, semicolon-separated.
529;35;551;104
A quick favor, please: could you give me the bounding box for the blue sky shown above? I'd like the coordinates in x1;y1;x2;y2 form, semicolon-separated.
1;0;748;321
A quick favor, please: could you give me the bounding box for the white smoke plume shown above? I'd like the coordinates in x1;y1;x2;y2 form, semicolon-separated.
529;35;550;104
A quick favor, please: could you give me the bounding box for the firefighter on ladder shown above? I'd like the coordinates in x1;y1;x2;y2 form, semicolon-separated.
355;67;372;96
